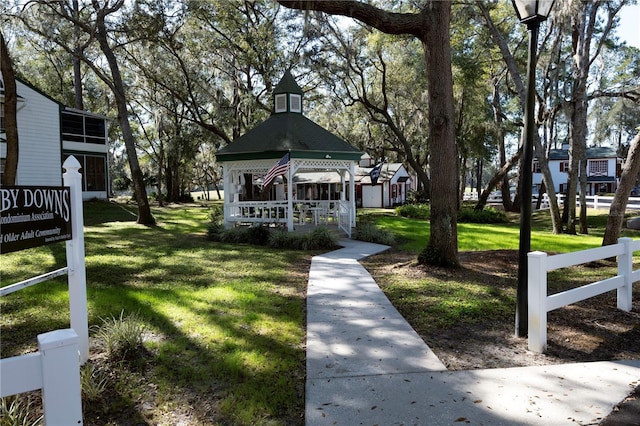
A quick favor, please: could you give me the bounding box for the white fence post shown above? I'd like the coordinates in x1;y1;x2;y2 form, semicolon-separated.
617;237;633;312
528;251;548;353
63;156;89;363
38;328;84;425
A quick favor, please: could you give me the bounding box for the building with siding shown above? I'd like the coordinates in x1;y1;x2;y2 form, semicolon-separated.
532;146;622;195
1;77;109;199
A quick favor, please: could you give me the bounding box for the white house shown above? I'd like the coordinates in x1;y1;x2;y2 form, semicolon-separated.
533;146;621;195
1;77;109;199
354;156;415;208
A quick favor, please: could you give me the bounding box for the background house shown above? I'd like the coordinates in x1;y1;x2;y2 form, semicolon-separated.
1;77;109;199
533;145;621;195
355;156;415;208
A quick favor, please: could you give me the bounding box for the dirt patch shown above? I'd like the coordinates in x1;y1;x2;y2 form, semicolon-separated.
363;249;640;371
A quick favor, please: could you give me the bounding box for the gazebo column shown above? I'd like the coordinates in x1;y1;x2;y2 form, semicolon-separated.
349;162;356;228
222;165;231;228
287;160;295;231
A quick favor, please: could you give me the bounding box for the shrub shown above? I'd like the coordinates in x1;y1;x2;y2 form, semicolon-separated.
304;226;339;250
355;222;396;245
206;205;225;241
458;207;508;224
396;203;431;219
407;190;430;204
245;224;271;246
94;310;145;362
267;229;292;249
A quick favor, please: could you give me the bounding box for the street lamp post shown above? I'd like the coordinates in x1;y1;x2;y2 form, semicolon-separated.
512;0;554;338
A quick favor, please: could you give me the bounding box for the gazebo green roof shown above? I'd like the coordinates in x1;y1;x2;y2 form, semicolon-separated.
216;71;362;162
216;113;362;161
273;69;303;95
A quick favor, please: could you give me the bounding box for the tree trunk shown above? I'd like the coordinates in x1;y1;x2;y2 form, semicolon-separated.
419;2;458;266
491;79;513;212
278;0;459;267
602;132;640;245
72;0;83;110
477;1;562;232
1;31;19;186
475;149;521;212
94;9;154;225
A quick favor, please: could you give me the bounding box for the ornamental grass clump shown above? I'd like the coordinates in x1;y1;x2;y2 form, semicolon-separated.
0;395;43;426
80;362;110;402
94;310;145;362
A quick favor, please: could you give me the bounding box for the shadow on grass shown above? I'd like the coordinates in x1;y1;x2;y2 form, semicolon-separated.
1;200;308;425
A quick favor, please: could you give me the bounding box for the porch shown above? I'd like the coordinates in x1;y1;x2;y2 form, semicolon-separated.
226;199;353;236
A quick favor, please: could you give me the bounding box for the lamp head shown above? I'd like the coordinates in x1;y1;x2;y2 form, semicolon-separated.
512;0;554;26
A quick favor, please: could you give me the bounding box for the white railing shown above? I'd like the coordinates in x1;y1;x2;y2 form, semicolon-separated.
227;200;289;224
336;200;352;238
528;237;640;353
0;329;83;425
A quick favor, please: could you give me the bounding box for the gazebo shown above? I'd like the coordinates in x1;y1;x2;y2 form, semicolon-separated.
215;70;362;237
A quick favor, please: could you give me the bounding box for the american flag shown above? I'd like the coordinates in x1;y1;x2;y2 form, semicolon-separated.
263;152;290;187
369;162;383;185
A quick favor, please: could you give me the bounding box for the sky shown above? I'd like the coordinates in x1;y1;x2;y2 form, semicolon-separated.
616;4;640;48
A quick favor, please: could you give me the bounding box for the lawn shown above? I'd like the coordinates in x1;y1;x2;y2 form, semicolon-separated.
363;207;640;365
1;200;309;425
374;208;639;253
2;201;639;424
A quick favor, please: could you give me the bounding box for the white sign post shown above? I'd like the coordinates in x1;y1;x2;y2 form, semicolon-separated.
63;156;89;363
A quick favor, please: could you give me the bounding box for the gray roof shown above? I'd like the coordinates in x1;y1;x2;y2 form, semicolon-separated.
548;146;619;160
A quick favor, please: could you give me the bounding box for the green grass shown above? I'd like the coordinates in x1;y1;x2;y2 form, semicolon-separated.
3;202;639;423
362;207;640;335
1;200;308;425
372;208;640;253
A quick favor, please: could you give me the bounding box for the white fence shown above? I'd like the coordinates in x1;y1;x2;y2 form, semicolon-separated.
0;329;83;424
528;237;640;353
0;156;87;423
557;193;640;211
463;192;640;211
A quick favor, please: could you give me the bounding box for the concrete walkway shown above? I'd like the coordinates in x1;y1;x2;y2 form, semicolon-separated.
305;240;640;425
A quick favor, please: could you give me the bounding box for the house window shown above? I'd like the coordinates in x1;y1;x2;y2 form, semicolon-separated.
64;154;107;191
589;160;608;176
560;161;569;172
532;161;541;173
289;94;301;113
275;94;287;113
62;111;106;144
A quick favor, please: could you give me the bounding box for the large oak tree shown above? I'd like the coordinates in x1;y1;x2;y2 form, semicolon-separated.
19;0;155;225
1;31;19;186
279;0;459;267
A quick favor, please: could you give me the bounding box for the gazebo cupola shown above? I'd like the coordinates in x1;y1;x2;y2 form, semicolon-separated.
273;69;303;114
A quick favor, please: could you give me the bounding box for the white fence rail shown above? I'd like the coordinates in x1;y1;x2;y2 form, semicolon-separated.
463;192;640;211
528;237;640;353
0;329;83;425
